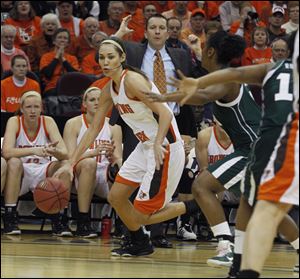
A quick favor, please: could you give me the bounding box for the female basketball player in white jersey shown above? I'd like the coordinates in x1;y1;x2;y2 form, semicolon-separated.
2;91;73;236
63;87;122;238
54;37;204;256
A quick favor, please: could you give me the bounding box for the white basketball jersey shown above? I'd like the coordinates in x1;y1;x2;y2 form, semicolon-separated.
110;70;182;146
77;114;112;166
16;115;51;164
207;126;234;165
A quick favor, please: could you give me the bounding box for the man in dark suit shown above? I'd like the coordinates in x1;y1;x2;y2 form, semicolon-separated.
110;14;202;249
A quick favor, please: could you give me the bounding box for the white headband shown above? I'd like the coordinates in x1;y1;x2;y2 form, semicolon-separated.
20;91;42;105
100;39;124;54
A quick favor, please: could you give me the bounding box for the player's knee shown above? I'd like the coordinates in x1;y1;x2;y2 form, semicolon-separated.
107;189;122;208
78;158;97;174
191;178;205;198
7;158;23;173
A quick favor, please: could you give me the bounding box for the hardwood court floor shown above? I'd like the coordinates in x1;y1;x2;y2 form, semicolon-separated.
1;228;298;278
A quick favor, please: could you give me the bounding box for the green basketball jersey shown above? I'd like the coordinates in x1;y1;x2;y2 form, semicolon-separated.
213;84;261;150
260;59;294;133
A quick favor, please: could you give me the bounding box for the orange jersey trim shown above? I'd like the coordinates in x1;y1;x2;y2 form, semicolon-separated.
115;174;140;188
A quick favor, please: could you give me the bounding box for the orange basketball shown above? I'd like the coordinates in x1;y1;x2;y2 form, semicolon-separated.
33;177;69;214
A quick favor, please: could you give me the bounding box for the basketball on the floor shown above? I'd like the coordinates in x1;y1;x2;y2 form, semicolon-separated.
33;177;69;214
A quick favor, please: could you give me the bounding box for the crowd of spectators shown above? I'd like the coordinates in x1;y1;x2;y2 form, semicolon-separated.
1;1;298;115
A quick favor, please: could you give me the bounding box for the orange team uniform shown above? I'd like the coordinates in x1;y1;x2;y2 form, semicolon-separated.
241;46;272;66
1;76;41;112
4;17;42;49
123;8;145;42
59;18;84;39
230;20;266;47
40;51;79;92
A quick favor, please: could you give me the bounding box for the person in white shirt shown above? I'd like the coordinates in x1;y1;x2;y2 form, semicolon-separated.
282;2;299;34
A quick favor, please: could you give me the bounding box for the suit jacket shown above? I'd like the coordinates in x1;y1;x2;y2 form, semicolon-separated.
123;41;204;78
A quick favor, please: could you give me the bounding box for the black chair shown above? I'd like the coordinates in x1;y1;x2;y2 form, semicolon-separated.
49;72;97;116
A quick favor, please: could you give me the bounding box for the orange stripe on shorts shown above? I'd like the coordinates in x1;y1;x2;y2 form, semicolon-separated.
258;114;299;202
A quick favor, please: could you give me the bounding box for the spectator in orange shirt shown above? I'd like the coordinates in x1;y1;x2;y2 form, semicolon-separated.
1;55;40;112
26;13;79;74
162;1;192;29
250;1;271;22
230;2;265;47
123;1;145;42
76;17;100;64
187;1;220;20
99;1;125;36
81;31;108;77
143;3;157;21
181;8;206;49
57;1;84;39
1;25;31;73
26;13;61;74
241;26;272;66
138;1;172;14
4;1;41;52
40;28;79;96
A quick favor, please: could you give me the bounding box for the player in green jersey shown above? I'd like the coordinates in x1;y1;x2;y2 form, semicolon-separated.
146;30;299;274
157;30;299;278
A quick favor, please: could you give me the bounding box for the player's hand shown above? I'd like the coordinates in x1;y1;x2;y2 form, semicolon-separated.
95;142;115;162
53;161;74;181
153;143;168;170
34;147;49;157
44;141;59;157
168;70;199;105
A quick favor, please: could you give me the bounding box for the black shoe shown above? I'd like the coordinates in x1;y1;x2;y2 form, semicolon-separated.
151;235;173;248
75;221;98;238
3;211;21;235
51;216;73;237
111;235;154;257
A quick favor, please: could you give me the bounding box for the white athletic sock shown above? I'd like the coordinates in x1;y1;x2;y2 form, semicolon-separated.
5;204;17;207
290;238;299;250
211;221;232;237
234;229;245;254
